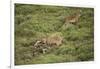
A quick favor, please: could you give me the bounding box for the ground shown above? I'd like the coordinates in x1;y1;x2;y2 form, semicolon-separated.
15;4;94;65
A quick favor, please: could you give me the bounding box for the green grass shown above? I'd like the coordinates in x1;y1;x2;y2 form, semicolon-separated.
15;4;94;65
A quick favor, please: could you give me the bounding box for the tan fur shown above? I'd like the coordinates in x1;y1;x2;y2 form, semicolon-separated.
65;10;81;25
47;35;63;46
41;33;63;47
33;33;63;55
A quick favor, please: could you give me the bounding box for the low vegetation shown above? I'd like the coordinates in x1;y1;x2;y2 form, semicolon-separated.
15;4;94;65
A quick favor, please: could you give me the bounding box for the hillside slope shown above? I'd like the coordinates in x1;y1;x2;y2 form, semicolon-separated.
15;4;94;65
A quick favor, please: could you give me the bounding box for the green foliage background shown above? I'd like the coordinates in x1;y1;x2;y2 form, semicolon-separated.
15;4;94;65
